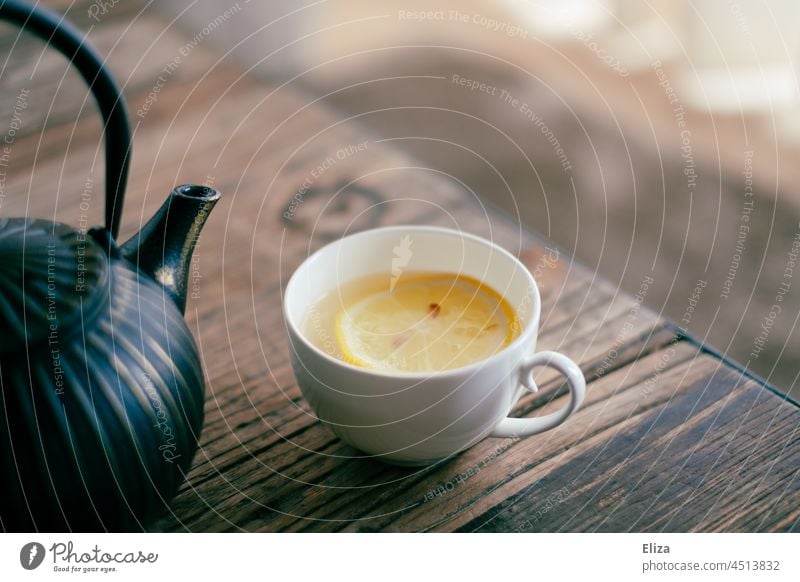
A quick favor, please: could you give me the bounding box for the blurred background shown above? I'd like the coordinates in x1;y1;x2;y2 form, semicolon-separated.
161;0;800;397
3;0;799;397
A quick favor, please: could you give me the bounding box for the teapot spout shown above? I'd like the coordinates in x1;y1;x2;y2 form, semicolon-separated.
120;184;221;314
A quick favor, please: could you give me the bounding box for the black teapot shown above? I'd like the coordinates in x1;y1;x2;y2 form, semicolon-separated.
0;1;219;530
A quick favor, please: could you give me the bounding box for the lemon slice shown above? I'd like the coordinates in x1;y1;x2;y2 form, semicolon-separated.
336;274;518;372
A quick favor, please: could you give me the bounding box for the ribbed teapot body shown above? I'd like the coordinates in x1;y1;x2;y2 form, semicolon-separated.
0;258;205;531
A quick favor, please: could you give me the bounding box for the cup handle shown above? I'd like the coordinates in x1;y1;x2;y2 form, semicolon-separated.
490;351;586;438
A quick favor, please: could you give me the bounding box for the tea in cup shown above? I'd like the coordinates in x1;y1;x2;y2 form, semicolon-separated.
303;271;521;372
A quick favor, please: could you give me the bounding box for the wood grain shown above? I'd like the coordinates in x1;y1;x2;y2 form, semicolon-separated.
1;0;797;532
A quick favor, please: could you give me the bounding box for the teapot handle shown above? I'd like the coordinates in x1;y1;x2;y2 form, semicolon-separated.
0;0;131;239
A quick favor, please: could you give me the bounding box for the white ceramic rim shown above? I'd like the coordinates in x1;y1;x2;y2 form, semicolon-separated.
283;225;542;379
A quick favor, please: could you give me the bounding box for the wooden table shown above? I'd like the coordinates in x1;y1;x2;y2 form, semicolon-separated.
3;1;798;532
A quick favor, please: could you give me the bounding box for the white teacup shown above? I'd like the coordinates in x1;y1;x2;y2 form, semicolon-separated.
283;226;586;465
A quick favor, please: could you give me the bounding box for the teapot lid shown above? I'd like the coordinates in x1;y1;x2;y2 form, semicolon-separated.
0;218;110;353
